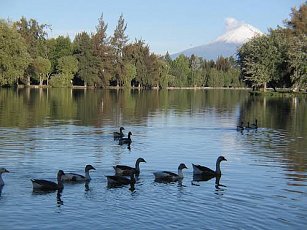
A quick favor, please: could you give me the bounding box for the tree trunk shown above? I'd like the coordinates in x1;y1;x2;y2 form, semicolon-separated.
263;82;267;92
27;76;31;86
39;75;43;86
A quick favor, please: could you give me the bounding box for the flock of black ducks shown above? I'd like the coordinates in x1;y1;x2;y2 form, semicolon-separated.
236;119;258;132
0;126;230;194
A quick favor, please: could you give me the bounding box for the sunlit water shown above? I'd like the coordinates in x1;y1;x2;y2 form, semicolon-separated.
0;88;306;229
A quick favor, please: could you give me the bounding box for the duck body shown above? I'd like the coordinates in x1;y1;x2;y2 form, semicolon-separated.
114;127;125;139
192;164;216;176
62;165;95;182
251;119;258;129
192;156;227;176
106;173;136;188
0;168;9;186
31;170;65;191
119;131;132;145
237;121;244;131
113;157;146;176
154;163;187;182
244;122;252;131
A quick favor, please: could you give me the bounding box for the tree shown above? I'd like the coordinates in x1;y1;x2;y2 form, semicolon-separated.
92;14;113;87
49;55;78;87
0;20;30;86
189;55;202;87
287;34;307;91
73;32;100;86
47;36;72;73
57;56;78;75
238;35;278;91
284;3;307;35
123;62;136;88
14;17;49;58
111;14;128;86
32;57;51;86
170;55;190;87
14;17;50;86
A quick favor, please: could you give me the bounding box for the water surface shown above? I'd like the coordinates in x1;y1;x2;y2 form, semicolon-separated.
0;88;306;229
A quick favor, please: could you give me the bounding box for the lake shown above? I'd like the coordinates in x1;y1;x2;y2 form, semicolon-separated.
0;88;306;229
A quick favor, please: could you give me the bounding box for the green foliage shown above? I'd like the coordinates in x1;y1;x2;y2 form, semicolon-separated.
238;2;306;91
0;20;30;86
49;73;73;88
3;4;305;90
170;55;190;87
92;14;113;87
287;34;307;90
110;14;128;86
73;32;100;86
284;3;307;35
32;56;51;85
14;17;49;58
47;36;72;73
57;56;78;75
123;62;136;88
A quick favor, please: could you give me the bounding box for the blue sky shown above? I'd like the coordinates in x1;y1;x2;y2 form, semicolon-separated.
1;0;304;55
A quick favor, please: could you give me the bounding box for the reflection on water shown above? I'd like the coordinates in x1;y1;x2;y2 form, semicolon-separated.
0;88;306;229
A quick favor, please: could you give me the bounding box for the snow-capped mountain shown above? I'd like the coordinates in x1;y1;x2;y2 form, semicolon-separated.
171;18;263;60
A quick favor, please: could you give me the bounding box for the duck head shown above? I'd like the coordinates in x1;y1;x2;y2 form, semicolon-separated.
120;127;125;131
136;158;146;163
178;163;188;170
57;170;65;179
85;165;96;172
0;168;9;174
217;156;227;162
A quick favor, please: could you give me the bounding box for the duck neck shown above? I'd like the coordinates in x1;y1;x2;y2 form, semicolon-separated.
178;169;184;178
0;174;4;186
135;161;140;173
85;170;91;181
216;160;222;175
57;176;64;189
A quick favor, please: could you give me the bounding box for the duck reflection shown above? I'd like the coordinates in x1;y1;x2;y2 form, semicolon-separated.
215;175;226;189
32;188;64;206
192;174;226;189
85;181;90;191
56;189;64;206
192;174;215;182
0;185;3;197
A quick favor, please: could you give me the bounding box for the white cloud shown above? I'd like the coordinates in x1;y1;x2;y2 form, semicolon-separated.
225;17;244;31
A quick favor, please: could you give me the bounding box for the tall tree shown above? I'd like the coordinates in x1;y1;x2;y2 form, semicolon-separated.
14;17;50;85
32;57;51;86
73;32;100;86
92;14;113;87
111;14;128;86
0;20;30;86
49;55;78;87
14;17;49;58
284;2;307;35
47;36;72;73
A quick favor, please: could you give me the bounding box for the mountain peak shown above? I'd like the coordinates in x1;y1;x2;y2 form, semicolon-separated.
214;23;263;44
171;18;264;60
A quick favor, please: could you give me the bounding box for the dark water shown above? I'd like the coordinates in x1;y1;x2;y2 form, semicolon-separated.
0;88;306;229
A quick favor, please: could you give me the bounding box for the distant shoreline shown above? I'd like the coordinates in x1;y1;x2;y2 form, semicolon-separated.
13;84;306;94
16;84;250;90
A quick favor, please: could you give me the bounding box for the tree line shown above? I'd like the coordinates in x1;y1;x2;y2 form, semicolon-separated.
237;2;306;92
0;3;305;90
0;14;241;89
